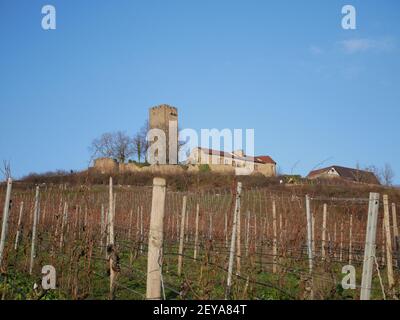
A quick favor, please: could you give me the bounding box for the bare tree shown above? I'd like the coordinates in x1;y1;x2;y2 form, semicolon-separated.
90;131;134;163
133;133;146;164
142;120;151;161
133;121;150;163
382;163;395;186
0;160;11;181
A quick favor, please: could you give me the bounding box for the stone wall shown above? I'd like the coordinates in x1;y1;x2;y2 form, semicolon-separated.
93;158;119;174
209;164;236;174
93;158;185;175
119;163;141;173
141;164;185;175
256;163;276;177
93;157;275;177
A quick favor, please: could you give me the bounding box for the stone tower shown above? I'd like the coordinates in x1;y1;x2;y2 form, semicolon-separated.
149;104;178;164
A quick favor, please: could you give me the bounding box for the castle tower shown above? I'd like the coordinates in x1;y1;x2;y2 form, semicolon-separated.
149;104;178;164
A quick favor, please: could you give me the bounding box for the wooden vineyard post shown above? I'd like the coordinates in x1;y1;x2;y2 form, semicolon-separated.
176;209;179;241
42;207;46;225
108;177;118;300
209;213;213;240
349;214;353;265
264;201;269;240
360;192;380;300
178;195;187;277
0;178;12;266
194;203;200;260
146;177;167;300
185;205;189;243
245;210;250;258
383;195;395;292
140;206;144;254
84;205;88;231
236;194;242;276
105;208;110;258
59;202;68;250
14;201;24;250
108;177;114;249
392;203;399;268
392;203;398;241
225;182;241;300
224;207;228;248
74;206;79;239
328;232;332;257
261;216;266;272
128;209;134;264
136;206;140;254
254;214;257;254
321;203;327;260
100;204;105;253
333;222;337;259
312;214;315;257
305;194;314;299
54;199;61;250
397;237;400;272
340;221;344;262
128;209;133;239
381;222;385;266
272;199;278;274
29;186;40;275
113;193;116;237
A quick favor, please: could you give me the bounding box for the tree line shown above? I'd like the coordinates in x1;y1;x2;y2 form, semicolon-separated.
90;121;149;164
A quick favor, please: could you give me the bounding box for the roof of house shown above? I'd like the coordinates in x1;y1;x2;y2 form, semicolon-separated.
197;148;276;165
307;165;380;185
199;148;232;158
255;156;276;165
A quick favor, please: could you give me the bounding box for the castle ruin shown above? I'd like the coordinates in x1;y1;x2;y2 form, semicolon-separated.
149;104;178;164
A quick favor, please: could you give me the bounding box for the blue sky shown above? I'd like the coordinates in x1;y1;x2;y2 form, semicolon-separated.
0;0;399;182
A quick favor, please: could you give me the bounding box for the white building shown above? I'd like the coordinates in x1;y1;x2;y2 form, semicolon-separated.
187;147;277;176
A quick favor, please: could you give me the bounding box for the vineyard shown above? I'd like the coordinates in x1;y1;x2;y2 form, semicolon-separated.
0;177;399;300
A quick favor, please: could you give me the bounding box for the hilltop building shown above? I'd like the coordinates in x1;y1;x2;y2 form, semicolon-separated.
149;104;178;164
92;104;278;177
187;147;277;177
307;165;380;185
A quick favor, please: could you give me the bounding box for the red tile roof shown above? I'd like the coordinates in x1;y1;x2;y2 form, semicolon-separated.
255;156;276;165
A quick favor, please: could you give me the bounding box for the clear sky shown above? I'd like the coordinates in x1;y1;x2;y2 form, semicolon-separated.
0;0;399;182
